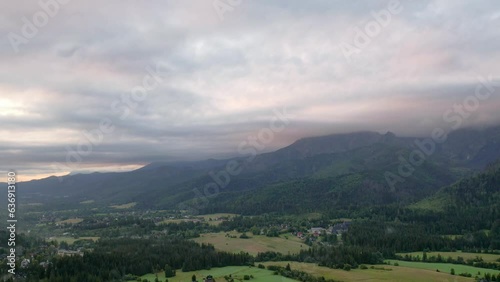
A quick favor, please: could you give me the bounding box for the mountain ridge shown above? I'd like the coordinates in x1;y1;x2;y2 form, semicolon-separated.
15;124;500;212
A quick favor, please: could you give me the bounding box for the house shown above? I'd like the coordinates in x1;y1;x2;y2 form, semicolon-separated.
21;259;30;268
310;227;326;236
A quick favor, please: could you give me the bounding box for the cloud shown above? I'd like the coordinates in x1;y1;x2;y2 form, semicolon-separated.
1;0;500;180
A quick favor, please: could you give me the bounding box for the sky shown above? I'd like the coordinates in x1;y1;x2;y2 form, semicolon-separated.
1;0;500;181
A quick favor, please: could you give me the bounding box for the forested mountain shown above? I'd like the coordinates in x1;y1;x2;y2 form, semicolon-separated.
409;161;500;240
15;125;500;212
414;160;500;211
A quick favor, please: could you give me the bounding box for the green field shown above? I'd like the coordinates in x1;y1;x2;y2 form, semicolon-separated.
80;200;95;204
161;213;238;226
409;193;448;212
160;218;192;224
198;213;238;225
140;266;298;282
56;218;84;225
25;202;44;206
47;236;100;244
263;261;475;282
110;202;137;209
193;231;305;255
397;251;500;264
386;260;500;277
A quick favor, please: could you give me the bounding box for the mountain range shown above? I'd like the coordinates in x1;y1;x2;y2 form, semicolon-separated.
10;125;500;214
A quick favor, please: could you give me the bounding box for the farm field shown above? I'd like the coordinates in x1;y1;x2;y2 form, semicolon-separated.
262;261;475;282
193;231;305;255
160;213;238;226
385;260;500;277
159;218;191;224
56;218;84;225
47;236;100;244
110;202;137;209
140;266;298;282
80;200;95;204
197;213;238;225
25;203;43;206
397;251;500;263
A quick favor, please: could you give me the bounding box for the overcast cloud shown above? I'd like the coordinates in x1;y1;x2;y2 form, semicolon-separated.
1;0;500;180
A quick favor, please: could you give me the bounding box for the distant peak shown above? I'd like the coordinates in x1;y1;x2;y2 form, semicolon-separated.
296;131;381;142
384;131;396;138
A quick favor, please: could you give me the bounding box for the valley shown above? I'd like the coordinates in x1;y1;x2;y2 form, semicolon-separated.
1;127;500;281
3;2;500;281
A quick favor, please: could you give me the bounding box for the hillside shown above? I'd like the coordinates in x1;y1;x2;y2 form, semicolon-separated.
200;142;457;214
413;161;500;211
410;161;500;241
16;125;500;213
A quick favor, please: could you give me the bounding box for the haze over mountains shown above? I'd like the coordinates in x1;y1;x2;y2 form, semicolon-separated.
3;1;500;183
3;2;500;281
12;124;500;213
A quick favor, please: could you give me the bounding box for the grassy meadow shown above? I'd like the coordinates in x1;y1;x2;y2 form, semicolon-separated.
140;266;298;282
193;231;305;255
262;261;476;282
56;218;84;225
47;236;100;244
110;202;137;209
397;251;500;263
385;260;500;277
160;213;238;226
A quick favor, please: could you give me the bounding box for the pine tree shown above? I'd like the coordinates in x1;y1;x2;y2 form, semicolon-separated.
164;264;175;277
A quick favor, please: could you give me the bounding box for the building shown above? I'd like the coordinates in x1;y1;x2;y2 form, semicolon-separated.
57;249;83;257
21;259;30;268
310;227;326;236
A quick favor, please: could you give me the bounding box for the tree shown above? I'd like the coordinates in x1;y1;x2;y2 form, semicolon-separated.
251;226;260;235
450;268;455;275
192;274;197;282
164;264;175;278
59;241;70;250
285;263;291;271
490;219;500;249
